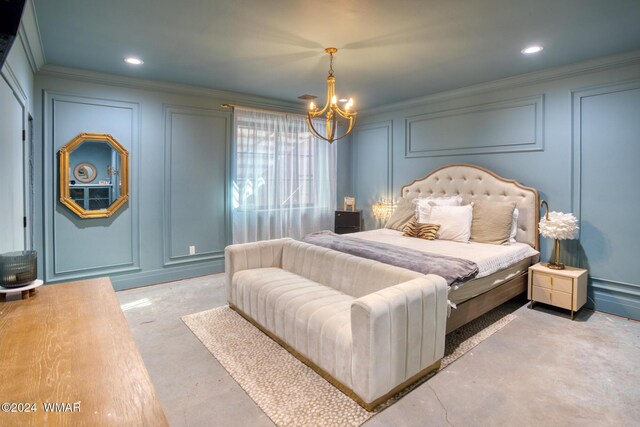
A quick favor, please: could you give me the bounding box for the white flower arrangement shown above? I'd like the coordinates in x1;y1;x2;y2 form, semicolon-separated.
539;211;579;240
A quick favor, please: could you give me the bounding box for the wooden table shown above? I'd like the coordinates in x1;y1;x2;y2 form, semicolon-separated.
0;278;168;426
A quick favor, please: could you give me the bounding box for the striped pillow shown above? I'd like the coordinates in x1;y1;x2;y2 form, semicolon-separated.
403;219;440;240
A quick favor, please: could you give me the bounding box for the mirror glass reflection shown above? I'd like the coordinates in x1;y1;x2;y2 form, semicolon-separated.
68;140;122;211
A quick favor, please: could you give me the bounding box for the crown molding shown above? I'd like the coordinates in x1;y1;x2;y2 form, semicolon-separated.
18;0;46;73
363;50;640;116
37;64;306;114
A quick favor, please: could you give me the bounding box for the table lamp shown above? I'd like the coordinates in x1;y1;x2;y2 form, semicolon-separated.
372;199;395;223
539;200;579;270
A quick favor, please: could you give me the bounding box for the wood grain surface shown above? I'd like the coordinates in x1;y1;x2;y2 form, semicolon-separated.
0;278;168;426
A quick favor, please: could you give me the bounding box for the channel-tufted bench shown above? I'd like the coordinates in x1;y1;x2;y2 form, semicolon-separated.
225;237;447;410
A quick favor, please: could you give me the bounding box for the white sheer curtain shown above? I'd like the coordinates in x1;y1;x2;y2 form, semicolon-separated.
232;107;337;243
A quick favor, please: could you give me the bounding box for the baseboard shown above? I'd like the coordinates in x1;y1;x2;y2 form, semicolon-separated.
45;260;225;291
111;261;225;290
588;278;640;321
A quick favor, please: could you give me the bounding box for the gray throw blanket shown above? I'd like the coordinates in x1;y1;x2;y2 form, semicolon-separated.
303;230;478;287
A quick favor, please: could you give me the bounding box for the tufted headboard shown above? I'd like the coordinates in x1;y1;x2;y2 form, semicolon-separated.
401;164;539;249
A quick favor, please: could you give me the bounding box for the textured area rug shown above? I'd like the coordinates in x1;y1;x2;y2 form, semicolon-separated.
183;305;516;427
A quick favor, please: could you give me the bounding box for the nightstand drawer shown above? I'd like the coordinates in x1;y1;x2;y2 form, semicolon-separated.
531;286;573;310
532;272;573;293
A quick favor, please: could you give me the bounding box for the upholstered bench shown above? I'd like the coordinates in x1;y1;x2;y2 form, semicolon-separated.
225;237;448;410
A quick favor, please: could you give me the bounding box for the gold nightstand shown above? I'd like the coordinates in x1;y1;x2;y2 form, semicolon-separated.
528;263;588;320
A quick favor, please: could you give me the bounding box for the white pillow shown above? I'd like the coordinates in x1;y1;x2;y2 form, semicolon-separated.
429;204;473;243
509;208;519;244
415;196;463;223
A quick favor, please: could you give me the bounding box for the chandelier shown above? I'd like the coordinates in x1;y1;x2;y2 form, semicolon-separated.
306;48;357;144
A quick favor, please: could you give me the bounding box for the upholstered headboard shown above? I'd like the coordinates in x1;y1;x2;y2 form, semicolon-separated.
401;164;539;249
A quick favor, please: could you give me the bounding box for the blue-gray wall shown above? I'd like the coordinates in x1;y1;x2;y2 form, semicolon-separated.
336;133;352;208
348;52;640;320
33;68;304;290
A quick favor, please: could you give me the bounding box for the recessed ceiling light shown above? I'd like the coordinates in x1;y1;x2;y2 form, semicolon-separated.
124;56;144;65
521;45;543;55
338;98;348;103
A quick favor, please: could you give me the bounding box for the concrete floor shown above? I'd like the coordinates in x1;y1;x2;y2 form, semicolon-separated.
117;274;640;427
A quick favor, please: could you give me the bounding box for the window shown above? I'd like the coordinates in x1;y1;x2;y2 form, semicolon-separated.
232;107;336;243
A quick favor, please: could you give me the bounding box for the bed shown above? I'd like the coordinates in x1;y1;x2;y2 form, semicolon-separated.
223;163;539;409
351;163;540;333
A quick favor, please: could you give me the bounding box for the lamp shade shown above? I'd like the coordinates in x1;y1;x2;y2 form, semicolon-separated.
539;211;579;240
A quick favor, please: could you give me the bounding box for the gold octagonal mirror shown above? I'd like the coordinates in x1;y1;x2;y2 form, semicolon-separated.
59;132;129;219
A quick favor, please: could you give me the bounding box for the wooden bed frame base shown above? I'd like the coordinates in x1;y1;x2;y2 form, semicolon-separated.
229;303;441;412
445;272;528;334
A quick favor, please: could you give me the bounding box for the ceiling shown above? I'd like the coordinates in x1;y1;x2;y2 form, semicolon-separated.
33;0;640;109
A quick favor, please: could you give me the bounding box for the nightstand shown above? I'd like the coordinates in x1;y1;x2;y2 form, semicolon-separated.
528;263;587;319
335;210;361;234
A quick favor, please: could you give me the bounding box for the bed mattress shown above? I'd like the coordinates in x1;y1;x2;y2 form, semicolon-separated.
348;229;539;304
448;257;533;305
349;229;538;279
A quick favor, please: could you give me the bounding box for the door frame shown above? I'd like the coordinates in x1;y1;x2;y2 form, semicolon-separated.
1;65;32;250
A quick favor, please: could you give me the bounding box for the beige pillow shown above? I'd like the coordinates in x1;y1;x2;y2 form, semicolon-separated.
403;219;440;240
384;198;415;231
471;200;516;245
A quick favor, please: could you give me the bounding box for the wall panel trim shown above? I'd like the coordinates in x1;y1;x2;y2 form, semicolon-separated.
404;95;544;158
352;120;394;199
571;78;640;223
571;79;640;320
43;91;141;281
162;105;231;267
